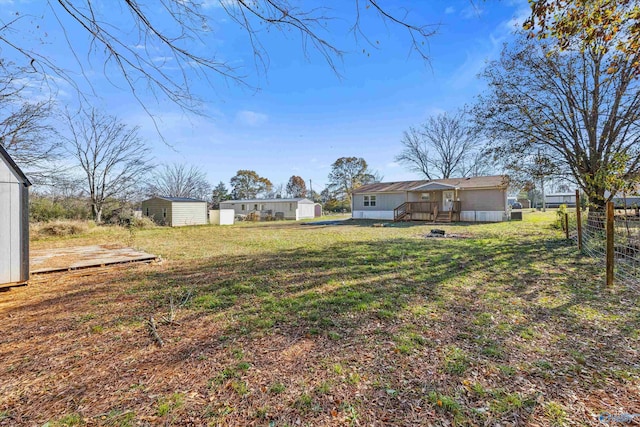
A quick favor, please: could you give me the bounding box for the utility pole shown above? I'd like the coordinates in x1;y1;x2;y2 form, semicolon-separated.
309;179;313;199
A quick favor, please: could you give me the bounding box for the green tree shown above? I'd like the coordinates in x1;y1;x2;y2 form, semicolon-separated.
327;157;380;205
230;170;272;199
286;175;307;198
211;181;230;209
525;0;640;74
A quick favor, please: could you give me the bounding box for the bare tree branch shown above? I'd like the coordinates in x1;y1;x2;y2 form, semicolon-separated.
63;107;153;222
396;110;486;179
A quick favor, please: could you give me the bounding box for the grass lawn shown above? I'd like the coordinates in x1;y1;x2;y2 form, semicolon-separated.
1;212;639;426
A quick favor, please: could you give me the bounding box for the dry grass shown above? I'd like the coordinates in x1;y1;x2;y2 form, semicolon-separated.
1;213;639;426
31;220;92;238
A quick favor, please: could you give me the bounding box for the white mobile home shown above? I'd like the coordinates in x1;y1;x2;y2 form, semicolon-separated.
141;196;208;227
220;198;315;220
545;193;576;208
0;145;31;286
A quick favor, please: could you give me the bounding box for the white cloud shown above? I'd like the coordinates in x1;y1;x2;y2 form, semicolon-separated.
448;4;529;90
500;6;531;32
235;110;268;127
444;6;455;14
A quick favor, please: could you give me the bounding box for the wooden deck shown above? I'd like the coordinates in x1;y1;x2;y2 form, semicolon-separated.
31;245;158;274
394;201;461;222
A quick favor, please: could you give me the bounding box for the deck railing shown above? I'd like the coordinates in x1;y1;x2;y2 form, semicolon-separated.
393;201;462;222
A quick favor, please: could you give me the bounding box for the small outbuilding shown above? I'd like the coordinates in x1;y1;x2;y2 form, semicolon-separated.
0;145;31;286
220;198;315;220
141;196;208;227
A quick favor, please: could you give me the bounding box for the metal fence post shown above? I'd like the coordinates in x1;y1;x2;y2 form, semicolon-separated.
606;201;614;287
575;190;582;251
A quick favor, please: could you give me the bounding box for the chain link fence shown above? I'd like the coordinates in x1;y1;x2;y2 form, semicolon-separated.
564;205;640;289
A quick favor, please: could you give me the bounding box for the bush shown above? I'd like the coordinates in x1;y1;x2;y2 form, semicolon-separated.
129;216;156;229
32;220;89;237
555;204;568;229
30;196;90;221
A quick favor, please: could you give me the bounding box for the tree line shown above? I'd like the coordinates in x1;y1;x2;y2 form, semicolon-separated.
3;0;640;216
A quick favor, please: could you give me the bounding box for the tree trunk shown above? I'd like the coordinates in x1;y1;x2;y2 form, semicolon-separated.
92;203;102;223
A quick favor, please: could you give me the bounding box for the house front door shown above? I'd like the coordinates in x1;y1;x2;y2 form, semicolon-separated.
443;190;454;211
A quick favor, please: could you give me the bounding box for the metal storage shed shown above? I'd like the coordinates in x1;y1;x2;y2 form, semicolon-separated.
0;144;31;286
141;196;208;227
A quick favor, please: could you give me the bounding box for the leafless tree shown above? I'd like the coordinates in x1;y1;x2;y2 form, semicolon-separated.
476;34;640;210
145;163;211;200
64;108;153;222
0;62;60;179
0;1;436;113
396;111;485;179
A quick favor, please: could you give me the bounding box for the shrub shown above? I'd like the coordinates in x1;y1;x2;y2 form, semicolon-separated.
129;216;156;229
32;220;89;237
30;196;91;221
555;204;568;229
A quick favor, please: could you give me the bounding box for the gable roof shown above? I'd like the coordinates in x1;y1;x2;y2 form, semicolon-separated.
0;144;32;186
221;198;313;204
353;175;508;194
151;196;207;203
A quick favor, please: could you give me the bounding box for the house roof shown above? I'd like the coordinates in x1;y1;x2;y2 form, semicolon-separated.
353;175;508;194
0;144;32;186
151;196;207;203
221;198;313;204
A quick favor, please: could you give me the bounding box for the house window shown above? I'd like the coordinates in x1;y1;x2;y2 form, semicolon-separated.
260;204;264;210
241;204;245;211
421;193;430;201
162;208;167;219
146;207;149;216
364;195;376;207
254;204;258;211
289;203;293;211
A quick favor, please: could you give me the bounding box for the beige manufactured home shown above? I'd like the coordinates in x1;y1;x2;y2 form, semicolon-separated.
0;145;31;286
352;175;509;222
220;198;315;220
141;196;208;226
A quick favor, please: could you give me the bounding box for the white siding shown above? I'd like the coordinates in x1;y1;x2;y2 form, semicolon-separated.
0;155;26;284
171;202;208;226
352;210;395;220
220;199;314;220
209;209;234;225
459;211;506;222
297;203;315;219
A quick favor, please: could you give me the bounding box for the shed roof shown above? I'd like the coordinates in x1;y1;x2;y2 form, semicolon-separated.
353;175;508;194
221;198;313;204
148;196;207;203
0;144;32;186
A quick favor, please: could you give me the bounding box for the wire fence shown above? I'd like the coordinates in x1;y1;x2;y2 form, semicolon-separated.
563;205;640;289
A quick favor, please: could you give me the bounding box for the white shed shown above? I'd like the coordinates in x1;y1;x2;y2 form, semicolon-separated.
0;145;31;286
220;198;315;220
141;196;208;227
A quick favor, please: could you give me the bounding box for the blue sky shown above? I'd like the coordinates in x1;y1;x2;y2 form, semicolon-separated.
2;0;530;192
